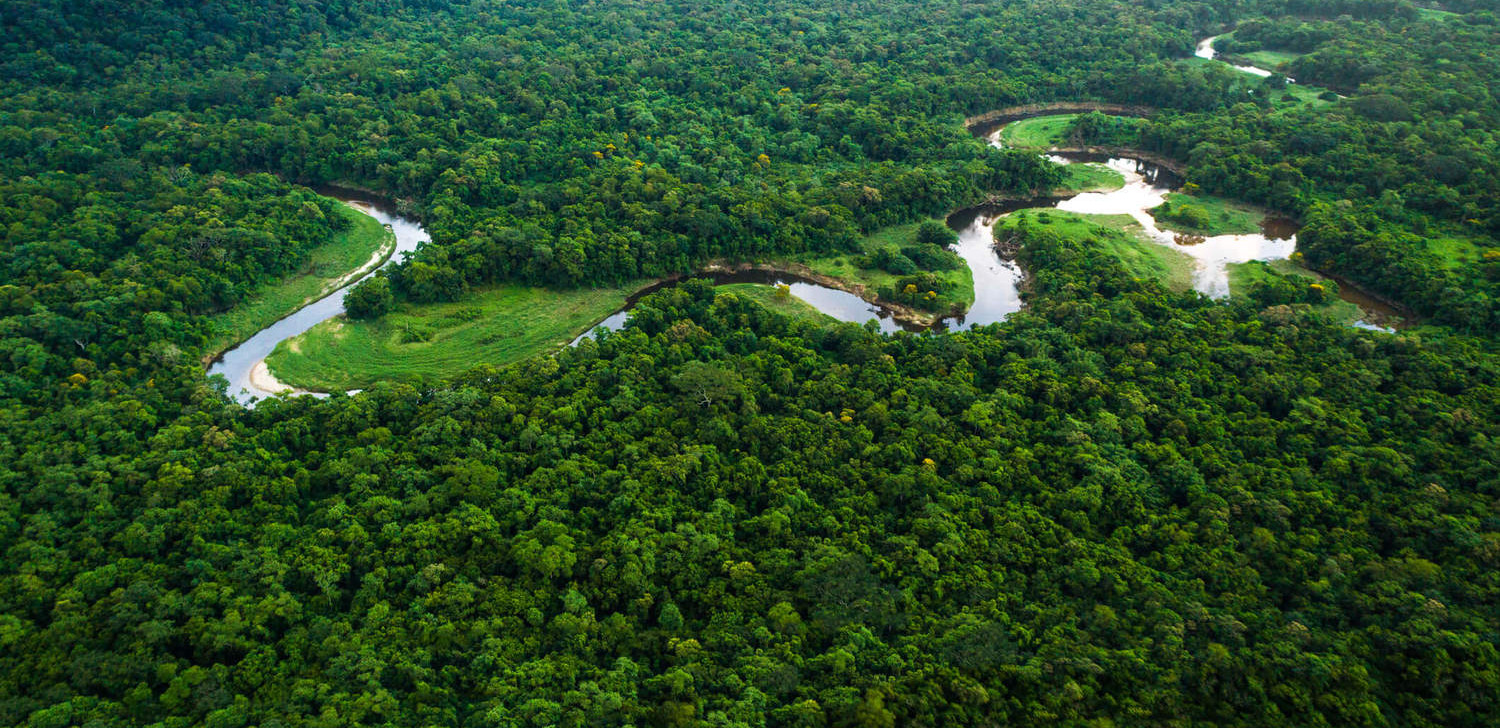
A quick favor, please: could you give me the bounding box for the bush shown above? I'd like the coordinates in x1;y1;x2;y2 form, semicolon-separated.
916;220;958;247
861;247;918;275
901;245;962;271
344;277;394;319
882;272;952;311
1161;203;1213;231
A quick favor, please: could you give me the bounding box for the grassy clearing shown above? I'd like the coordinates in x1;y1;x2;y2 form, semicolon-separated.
997;114;1078;149
999;209;1196;291
1423;235;1489;272
1274;82;1336;110
786;220;975;314
1055;163;1126;194
1240;49;1301;70
266;283;636;390
1227;260;1365;324
206;203;394;356
1417;7;1458;21
716;283;838;325
1149;191;1268;236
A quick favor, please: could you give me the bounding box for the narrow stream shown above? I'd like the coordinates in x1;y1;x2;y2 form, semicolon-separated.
208;190;428;404
1196;35;1276;78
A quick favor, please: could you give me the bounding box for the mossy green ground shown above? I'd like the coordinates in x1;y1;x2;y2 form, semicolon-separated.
1150;191;1269;236
1239;49;1302;70
786;220;976;315
997;114;1078;148
998;209;1196;291
206;203;394;356
1423;234;1490;272
716;283;838;325
267;283;636;390
1056;163;1126;194
1227;259;1366;324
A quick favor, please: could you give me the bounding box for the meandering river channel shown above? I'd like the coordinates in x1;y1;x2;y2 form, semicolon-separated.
212;41;1393;402
209;190;427;404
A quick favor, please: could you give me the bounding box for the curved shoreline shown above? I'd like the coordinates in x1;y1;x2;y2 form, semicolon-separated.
200;202;399;367
708;261;958;326
249;360;305;396
233;89;1403;398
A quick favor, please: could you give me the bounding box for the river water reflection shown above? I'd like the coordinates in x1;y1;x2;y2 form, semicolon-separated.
218;128;1394;401
208;189;428;404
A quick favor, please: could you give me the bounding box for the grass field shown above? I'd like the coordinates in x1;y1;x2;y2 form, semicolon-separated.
1240;49;1301;70
1149;191;1268;236
1274;82;1337;110
997;114;1078;149
266;283;636;390
206;203;394;356
998;210;1196;291
1423;235;1488;272
787;220;976;315
716;283;839;325
1056;162;1126;194
1227;260;1366;324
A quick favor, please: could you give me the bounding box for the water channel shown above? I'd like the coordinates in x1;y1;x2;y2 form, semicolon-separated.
212;43;1395;402
208;190;428;404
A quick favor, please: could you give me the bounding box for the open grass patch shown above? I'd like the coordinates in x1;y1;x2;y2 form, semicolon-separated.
997;114;1079;149
1240;49;1302;70
1055;162;1126;194
1422;235;1489;272
266;283;636;390
999;209;1196;291
206;202;394;356
1150;191;1268;236
786;220;974;316
1273;82;1337;111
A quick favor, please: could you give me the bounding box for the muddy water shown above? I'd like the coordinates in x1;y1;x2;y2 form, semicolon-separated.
1322;271;1408;331
208;189;428;404
939;205;1030;330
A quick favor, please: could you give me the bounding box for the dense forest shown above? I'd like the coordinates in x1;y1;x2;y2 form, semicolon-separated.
2;0;1500;725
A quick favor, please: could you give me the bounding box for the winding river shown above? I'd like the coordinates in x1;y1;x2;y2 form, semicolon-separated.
208;190;428;404
212;47;1389;402
1196;35;1275;78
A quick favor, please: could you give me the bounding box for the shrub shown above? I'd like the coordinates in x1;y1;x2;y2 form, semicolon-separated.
344;277;394;319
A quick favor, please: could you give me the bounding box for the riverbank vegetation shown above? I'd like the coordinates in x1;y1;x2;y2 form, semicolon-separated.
998;210;1196;291
715;283;840;326
205;202;394;356
266;283;636;390
788;220;975;318
4;0;1500;725
997;114;1079;149
1150;190;1270;236
1228;259;1367;325
1055;162;1127;194
1108;10;1500;334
